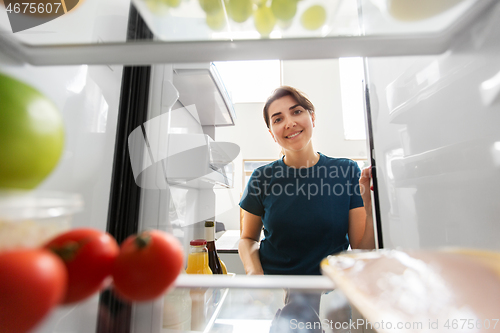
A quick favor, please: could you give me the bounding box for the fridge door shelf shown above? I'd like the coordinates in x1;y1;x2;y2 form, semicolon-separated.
173;63;235;127
389;138;500;187
165;134;237;189
385;49;500;125
166;169;232;189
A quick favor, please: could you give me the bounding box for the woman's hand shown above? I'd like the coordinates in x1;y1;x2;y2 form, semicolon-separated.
350;166;375;249
245;265;264;276
359;166;373;213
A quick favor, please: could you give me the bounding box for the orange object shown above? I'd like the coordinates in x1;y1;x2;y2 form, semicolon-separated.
185;239;212;275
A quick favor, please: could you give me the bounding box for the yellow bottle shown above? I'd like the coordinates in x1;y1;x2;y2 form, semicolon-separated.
220;259;228;274
186;239;213;275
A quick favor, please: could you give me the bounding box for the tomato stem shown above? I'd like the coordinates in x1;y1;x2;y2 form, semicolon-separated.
135;232;152;249
50;241;80;262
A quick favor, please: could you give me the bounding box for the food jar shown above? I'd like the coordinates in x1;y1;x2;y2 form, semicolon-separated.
0;190;83;251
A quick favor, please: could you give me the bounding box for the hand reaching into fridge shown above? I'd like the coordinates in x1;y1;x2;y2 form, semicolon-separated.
353;166;376;250
359;166;373;215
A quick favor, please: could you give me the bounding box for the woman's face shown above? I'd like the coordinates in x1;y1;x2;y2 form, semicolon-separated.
267;95;315;153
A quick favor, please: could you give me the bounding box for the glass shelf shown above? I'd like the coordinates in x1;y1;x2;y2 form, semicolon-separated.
162;275;338;333
0;0;495;65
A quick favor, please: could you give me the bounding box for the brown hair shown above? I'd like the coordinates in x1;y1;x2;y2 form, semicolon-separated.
263;86;315;128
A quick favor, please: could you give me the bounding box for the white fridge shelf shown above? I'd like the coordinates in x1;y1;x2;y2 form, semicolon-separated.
0;0;495;65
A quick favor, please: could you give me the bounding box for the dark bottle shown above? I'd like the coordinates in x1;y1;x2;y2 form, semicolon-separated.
204;220;223;274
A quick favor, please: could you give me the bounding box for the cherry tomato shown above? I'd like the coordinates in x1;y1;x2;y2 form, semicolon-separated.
112;230;184;302
0;249;67;333
44;228;119;304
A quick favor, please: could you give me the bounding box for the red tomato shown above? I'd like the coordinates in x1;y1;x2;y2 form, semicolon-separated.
0;249;67;333
112;230;184;302
44;228;119;304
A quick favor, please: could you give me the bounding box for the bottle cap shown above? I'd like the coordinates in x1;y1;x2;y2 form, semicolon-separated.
190;239;207;246
205;220;214;227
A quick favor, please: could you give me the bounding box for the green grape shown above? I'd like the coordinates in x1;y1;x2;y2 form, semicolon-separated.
199;0;223;15
300;5;326;30
206;8;227;31
252;0;268;6
164;0;182;7
253;5;276;36
270;0;296;21
228;0;253;23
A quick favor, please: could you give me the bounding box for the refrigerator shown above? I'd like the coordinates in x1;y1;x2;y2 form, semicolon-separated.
1;0;499;332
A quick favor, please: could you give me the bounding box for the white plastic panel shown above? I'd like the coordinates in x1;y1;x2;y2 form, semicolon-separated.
0;0;130;45
366;2;500;250
173;63;235;126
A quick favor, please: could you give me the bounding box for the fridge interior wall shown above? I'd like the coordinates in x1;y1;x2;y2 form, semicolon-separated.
365;3;500;250
136;63;218;255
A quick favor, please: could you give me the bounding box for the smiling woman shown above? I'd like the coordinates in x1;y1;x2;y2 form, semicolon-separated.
238;85;375;276
237;84;375;320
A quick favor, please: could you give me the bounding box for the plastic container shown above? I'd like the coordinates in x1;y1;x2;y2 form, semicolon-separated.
0;190;83;251
163;282;192;330
185;239;212;331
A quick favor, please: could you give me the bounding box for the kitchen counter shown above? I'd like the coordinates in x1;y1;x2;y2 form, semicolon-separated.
215;230;240;254
214;230;245;275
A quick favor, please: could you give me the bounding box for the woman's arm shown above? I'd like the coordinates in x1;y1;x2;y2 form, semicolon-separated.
348;167;375;250
238;210;265;275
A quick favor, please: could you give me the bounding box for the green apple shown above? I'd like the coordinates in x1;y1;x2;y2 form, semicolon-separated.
301;5;326;30
271;0;296;21
0;73;64;189
254;5;276;36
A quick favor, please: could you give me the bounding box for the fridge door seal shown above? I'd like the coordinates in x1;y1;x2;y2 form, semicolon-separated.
96;5;153;333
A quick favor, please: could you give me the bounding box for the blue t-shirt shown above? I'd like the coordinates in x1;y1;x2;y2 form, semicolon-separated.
239;153;364;275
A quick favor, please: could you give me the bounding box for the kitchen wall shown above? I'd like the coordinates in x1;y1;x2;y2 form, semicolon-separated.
215;59;369;231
